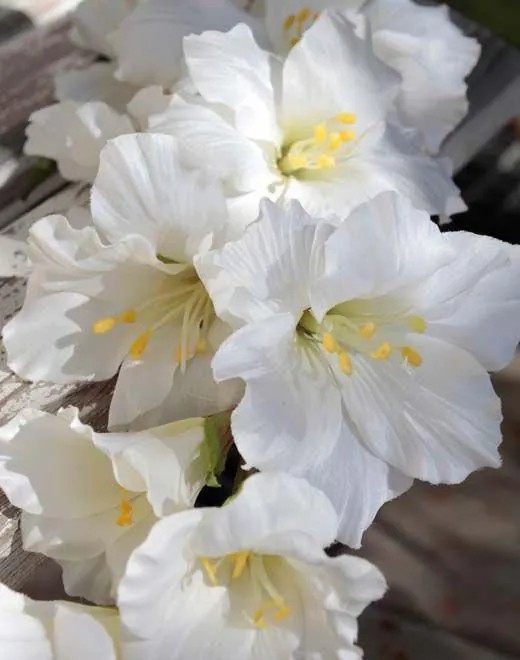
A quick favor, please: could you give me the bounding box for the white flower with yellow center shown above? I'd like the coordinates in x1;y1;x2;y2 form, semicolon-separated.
5;133;241;429
0;407;214;605
151;12;465;233
262;0;480;152
118;472;386;659
198;194;520;546
0;584;119;660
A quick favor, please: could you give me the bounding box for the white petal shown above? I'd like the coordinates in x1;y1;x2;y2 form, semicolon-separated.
264;0;365;54
71;0;139;56
310;191;455;319
305;420;412;547
0;408;119;518
55;63;136;113
368;0;480;151
24;102;134;183
192;472;338;560
281;11;399;134
411;232;520;372
127;85;174;130
150;97;278;197
94;418;206;515
53;605;117;660
110;0;262;88
0;585;51;660
118;509;203;637
3;217;165;384
197;199;334;327
92;133;228;261
214;314;343;473
184;23;281;144
59;555;113;605
340;335;503;483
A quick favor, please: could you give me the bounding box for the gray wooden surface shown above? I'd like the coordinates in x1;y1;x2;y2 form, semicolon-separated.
0;3;519;659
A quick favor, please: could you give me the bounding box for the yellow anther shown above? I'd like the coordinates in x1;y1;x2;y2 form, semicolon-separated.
253;610;268;629
337;112;357;125
296;7;311;23
119;309;137;324
274;605;290;621
322;332;338;354
402;346;423;367
314;123;328;144
340;129;356;142
174;345;182;363
329;132;343;150
129;330;151;360
370;342;392;360
116;500;133;527
290;36;300;47
407;315;427;333
359;322;377;339
196;338;208;354
288;154;308;169
283;14;295;30
201;558;219;586
93;317;116;334
339;351;353;376
317;154;336;169
230;551;250;579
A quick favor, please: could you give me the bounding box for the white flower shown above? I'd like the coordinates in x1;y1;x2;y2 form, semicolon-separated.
0;407;211;604
261;0;480;152
0;583;118;660
24;101;134;183
151;12;465;233
109;0;263;88
6;133;241;429
118;472;386;659
70;0;142;57
198;194;520;546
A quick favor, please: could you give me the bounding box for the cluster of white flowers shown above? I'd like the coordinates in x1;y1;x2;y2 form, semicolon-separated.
1;0;519;658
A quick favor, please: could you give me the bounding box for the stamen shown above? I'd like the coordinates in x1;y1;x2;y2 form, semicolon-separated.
337;112;357;124
407;316;427;333
119;309;137;324
201;558;219;586
359;322;377;339
314;123;328;144
253;609;268;629
322;332;338;354
402;346;422;367
317;154;335;169
290;36;300;47
283;14;295;30
129;330;151;360
339;351;353;376
196;338;208;354
116;500;133;527
274;605;290;621
340;129;356;142
370;342;392;360
329;132;343;150
230;551;250;579
288;154;308;170
93;317;116;335
296;8;311;23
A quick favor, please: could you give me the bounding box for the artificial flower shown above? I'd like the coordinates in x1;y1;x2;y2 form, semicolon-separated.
152;12;465;233
0;583;119;660
5;133;241;429
0;407;210;604
24;101;134;183
199;193;520;546
118;472;386;659
261;0;480;152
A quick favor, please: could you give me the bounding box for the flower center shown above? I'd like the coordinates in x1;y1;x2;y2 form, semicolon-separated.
283;8;320;47
278;114;357;176
92;266;214;370
116;488;134;527
299;306;427;377
200;552;291;629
